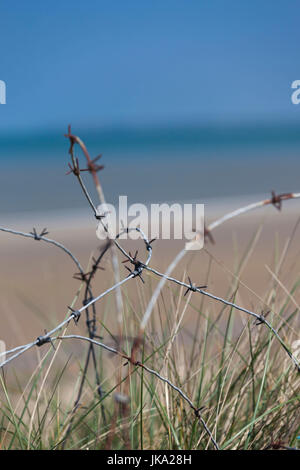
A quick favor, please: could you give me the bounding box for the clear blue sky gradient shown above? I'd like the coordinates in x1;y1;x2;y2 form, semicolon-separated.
0;0;300;131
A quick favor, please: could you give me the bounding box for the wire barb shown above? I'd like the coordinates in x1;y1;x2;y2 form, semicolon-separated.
124;265;145;283
79;154;104;174
30;227;49;240
122;251;145;283
204;224;215;244
145;238;156;251
255;310;270;325
36;330;55;350
73;272;90;282
68;306;81;324
271;190;283;211
184;276;207;296
66;157;81;177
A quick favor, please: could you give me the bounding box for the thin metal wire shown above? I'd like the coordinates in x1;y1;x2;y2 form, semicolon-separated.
0;227;84;274
208;192;300;232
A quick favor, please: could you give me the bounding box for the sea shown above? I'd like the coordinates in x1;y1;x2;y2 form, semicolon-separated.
1;122;300;224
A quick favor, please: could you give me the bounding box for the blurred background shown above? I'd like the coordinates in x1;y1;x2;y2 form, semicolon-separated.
0;0;300;218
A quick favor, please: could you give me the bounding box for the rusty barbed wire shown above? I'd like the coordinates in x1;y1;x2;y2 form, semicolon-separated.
65;125;124;327
62;239;112;447
207;191;300;234
1;129;300;450
62;129;300;371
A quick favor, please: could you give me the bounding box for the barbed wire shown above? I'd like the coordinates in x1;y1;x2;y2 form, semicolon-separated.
65;125;124;325
1;128;300;450
0;223;219;447
1;209;299;447
207;191;300;234
140;265;300;371
0;226;84;274
0;226;152;368
62;130;300;373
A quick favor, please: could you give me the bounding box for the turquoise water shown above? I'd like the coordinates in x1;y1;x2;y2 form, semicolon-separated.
1;123;300;214
1;123;300;162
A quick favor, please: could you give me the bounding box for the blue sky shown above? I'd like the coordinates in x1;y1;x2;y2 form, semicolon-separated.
0;0;300;131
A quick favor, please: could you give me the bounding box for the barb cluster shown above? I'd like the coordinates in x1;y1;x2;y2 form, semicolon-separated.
30;227;49;240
